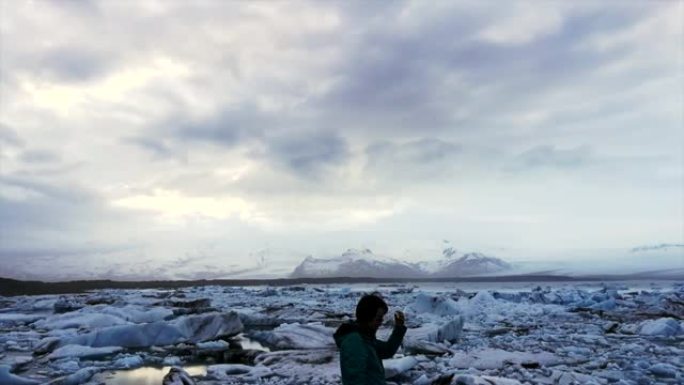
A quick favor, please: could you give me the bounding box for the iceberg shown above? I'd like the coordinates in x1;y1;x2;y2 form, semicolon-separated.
59;312;242;349
249;322;335;349
638;318;681;337
47;345;123;360
405;293;461;317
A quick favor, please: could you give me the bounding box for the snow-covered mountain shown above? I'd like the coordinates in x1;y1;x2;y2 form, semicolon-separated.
290;247;512;278
290;249;423;278
424;247;512;277
5;243;679;281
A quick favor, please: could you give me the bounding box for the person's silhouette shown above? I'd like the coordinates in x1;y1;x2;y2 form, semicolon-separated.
333;294;407;385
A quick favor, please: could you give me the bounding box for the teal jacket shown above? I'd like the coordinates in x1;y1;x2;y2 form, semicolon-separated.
333;321;407;385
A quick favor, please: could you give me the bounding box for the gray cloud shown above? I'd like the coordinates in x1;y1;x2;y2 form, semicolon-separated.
0;175;144;261
0;175;94;203
366;138;463;181
307;4;673;146
509;145;593;172
311;6;598;134
123;136;184;162
170;107;269;147
34;47;114;82
0;1;681;279
19;149;61;164
0;124;24;147
259;131;350;178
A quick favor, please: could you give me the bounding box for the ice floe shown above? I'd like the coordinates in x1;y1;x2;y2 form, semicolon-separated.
46;345;122;360
0;281;681;384
59;312;242;349
249;322;335;349
638;317;681;336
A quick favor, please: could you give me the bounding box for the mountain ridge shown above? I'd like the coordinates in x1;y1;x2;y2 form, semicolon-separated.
630;243;684;253
290;247;511;278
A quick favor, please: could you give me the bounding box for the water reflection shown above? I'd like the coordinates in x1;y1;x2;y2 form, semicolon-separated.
232;334;270;351
104;336;268;384
105;366;206;385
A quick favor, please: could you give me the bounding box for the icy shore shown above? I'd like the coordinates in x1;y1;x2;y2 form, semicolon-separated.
0;281;682;384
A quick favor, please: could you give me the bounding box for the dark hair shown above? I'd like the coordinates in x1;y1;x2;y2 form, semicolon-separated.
355;294;388;323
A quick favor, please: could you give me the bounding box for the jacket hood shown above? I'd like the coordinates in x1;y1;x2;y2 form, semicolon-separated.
333;321;359;347
334;321;375;347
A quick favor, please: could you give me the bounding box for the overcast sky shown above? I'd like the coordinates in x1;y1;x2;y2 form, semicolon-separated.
1;1;682;280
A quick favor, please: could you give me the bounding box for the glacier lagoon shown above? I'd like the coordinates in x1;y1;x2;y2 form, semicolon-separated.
0;280;682;385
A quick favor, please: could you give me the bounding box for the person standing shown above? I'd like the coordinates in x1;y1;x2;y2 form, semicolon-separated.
333;294;407;385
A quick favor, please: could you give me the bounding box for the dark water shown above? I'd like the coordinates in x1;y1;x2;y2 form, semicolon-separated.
102;335;269;385
103;365;206;385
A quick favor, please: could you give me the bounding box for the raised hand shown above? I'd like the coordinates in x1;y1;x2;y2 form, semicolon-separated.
394;310;405;327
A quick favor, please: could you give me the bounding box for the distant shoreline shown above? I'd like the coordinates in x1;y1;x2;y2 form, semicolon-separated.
1;272;682;296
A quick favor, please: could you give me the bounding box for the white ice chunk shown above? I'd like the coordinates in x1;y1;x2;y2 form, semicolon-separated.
413;374;431;385
403;339;451;355
206;364;273;381
196;340;230;350
175;312;243;343
408;317;464;343
56;366;100;385
65;321;183;348
0;366;40;385
405;293;461;317
454;375;522;385
449;348;561;369
60;312;242;349
638;318;681;337
403;317;463;354
589;299;616;311
649;363;679;378
163;356;183;366
250;322;335;349
618;323;639;335
2;356;32;372
557;346;592;358
0;314;43;326
470;291;497;306
539;370;604;385
252;350;340;383
384;356;418;378
30;298;58;311
51;359;80;373
113;354;144;369
34;312;129;330
255;349;336;366
100;305;173;324
47;345;123;360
